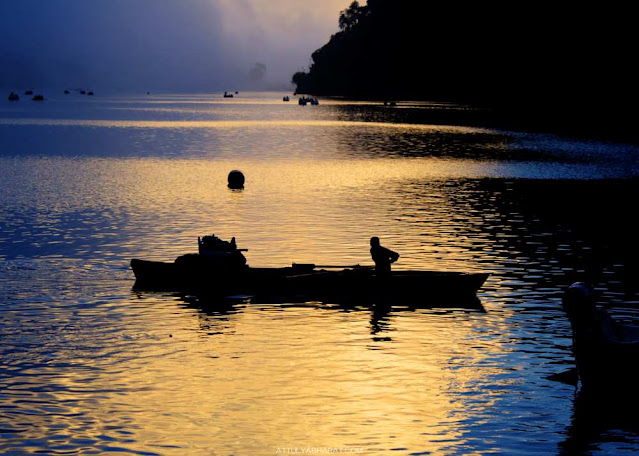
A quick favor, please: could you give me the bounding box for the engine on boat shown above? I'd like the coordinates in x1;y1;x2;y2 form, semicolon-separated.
175;234;248;270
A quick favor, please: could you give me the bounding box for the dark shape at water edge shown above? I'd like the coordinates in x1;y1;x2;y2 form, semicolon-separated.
561;282;639;389
546;368;579;386
7;92;19;101
227;170;245;189
31;94;44;101
292;1;638;142
559;388;639;456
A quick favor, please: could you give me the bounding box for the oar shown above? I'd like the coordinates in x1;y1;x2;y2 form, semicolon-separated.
292;263;373;269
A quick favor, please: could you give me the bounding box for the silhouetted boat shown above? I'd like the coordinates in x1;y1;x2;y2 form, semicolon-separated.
562;282;639;388
31;94;44;101
298;96;319;106
24;90;33;95
131;236;489;304
223;91;234;98
7;92;19;101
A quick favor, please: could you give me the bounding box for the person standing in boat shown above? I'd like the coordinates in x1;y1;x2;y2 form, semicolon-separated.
370;237;399;277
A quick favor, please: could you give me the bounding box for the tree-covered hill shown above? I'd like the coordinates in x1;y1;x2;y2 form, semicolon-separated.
293;1;636;140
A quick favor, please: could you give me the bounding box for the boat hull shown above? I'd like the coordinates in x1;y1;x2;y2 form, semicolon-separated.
130;259;489;305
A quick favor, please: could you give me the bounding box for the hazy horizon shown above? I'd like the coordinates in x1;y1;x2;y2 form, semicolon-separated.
1;0;351;93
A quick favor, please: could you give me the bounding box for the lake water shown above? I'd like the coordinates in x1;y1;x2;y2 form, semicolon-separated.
1;91;639;455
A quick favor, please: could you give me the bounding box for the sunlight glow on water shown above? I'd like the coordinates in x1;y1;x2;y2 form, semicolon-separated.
1;92;638;455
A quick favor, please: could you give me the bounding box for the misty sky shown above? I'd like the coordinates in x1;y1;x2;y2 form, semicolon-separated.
1;0;350;92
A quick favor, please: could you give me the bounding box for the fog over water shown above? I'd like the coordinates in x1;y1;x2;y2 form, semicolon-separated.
1;0;349;92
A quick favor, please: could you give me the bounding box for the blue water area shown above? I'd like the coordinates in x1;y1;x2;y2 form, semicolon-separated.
1;92;639;455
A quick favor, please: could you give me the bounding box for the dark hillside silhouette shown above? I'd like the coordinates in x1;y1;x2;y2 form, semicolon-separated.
293;1;636;140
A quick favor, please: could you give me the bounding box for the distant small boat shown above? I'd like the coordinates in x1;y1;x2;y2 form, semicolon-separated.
64;90;70;94
223;91;234;98
298;96;319;106
87;91;94;96
80;90;86;95
31;94;44;101
24;90;33;95
7;92;19;101
562;282;639;388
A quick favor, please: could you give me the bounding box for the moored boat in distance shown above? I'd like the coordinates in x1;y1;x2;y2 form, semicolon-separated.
131;236;489;305
298;96;319;106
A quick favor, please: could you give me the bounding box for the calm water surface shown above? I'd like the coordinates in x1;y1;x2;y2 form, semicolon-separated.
1;92;639;455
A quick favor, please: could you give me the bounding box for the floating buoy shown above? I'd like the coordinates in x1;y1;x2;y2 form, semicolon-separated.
228;170;245;189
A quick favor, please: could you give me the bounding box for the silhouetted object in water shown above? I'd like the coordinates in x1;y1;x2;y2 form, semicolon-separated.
283;96;290;102
31;94;44;101
87;91;94;96
562;282;639;388
235;91;239;94
130;235;488;305
370;237;399;276
80;90;86;95
64;90;70;94
227;170;245;189
7;92;19;101
223;91;234;98
24;90;33;95
298;96;319;106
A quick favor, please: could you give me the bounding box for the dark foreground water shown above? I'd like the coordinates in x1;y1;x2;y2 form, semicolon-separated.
1;92;639;455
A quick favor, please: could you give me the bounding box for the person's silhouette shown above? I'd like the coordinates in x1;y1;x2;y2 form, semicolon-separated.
370;237;399;277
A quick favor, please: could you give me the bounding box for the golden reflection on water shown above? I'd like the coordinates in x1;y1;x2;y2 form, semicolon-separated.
0;151;510;453
77;300;495;454
1;156;504;270
4;93;623;454
0;117;492;134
